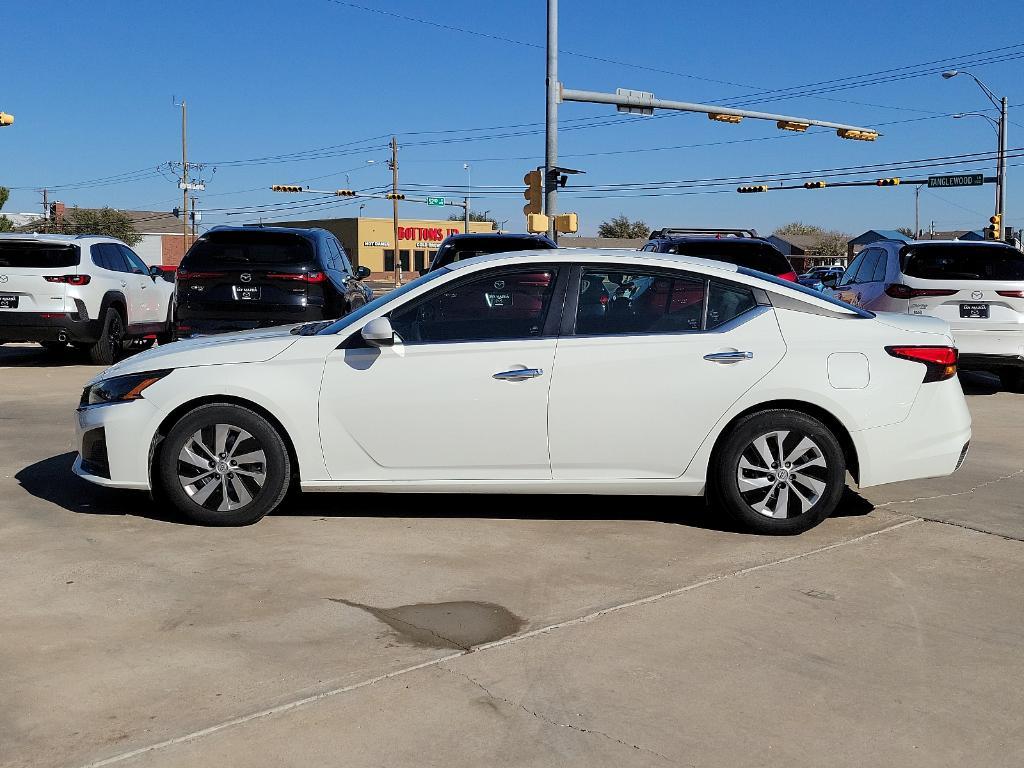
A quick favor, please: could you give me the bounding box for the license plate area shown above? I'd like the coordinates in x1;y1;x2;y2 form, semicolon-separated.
233;286;261;301
960;303;989;319
0;294;18;309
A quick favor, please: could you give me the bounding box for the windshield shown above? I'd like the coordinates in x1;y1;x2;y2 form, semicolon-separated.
317;268;452;335
738;267;874;317
0;242;80;268
183;231;315;269
900;244;1024;281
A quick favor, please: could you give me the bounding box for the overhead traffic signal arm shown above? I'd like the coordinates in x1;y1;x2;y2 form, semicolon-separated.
271;184;305;193
737;185;769;193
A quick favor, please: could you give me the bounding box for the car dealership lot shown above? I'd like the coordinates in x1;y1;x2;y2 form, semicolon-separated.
1;344;1022;768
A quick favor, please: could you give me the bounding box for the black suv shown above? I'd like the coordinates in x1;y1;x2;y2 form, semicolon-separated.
425;232;557;273
175;226;372;336
642;228;798;281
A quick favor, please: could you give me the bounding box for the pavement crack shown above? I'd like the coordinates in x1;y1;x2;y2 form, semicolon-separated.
443;665;679;765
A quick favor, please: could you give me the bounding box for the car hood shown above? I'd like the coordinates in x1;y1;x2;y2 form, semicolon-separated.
93;325;303;381
872;311;953;340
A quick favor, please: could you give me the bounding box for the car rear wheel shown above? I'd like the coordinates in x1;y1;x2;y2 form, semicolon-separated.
88;307;125;366
157;404;291;526
709;409;846;534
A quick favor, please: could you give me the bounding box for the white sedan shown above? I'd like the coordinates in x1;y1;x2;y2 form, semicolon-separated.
74;249;971;534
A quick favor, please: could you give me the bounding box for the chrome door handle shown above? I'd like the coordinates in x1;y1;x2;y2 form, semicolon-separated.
703;351;754;363
493;368;544;381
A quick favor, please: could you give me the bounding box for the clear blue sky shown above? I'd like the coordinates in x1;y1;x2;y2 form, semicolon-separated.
2;0;1022;236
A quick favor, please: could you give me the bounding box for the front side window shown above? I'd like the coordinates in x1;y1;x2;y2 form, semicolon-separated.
120;246;148;275
574;269;705;336
839;250;869;286
388;267;560;344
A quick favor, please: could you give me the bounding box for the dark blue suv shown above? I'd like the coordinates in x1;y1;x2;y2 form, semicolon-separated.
175;226;372;336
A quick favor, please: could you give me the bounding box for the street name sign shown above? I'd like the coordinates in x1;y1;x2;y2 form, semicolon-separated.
427;196;445;206
927;173;984;188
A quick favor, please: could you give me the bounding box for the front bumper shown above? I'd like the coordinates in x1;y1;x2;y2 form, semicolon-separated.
0;310;100;343
74;399;159;490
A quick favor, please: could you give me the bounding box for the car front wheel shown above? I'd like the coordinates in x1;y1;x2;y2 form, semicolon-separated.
709;409;846;535
157;403;291;525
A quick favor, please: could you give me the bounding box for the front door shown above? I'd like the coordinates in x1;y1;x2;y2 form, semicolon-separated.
319;265;565;481
547;267;786;479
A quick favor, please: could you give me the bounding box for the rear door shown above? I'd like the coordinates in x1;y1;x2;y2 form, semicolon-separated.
119;245;161;323
833;249;872;306
547;266;786;479
0;240;80;314
94;244;139;321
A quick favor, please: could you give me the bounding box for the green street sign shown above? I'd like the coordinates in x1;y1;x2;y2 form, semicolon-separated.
928;173;984;188
426;196;445;206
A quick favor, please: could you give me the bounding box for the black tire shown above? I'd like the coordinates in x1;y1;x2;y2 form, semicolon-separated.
156;403;291;526
999;368;1024;393
38;340;68;353
708;409;846;535
156;304;176;346
88;307;125;366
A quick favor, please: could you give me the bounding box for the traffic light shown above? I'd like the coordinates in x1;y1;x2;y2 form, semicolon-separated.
523;169;543;215
709;113;743;124
0;112;13;127
737;185;769;193
837;128;879;141
777;120;810;132
804;181;827;189
987;213;1002;240
554;213;579;234
526;213;550;234
384;192;405;200
875;178;901;186
334;189;356;197
171;207;181;218
271;184;304;192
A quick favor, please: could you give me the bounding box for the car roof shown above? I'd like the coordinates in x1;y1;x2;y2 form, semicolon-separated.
218;225;328;239
0;232;125;246
446;247;740;274
441;232;554;242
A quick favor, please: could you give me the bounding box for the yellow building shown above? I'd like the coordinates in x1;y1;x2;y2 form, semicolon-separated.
268;216;495;278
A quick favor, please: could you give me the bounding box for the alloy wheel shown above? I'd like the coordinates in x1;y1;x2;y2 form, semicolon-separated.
176;423;267;512
735;430;828;519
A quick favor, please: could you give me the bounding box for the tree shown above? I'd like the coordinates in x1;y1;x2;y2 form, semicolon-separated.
598;215;650;239
22;206;142;246
895;226;916;238
773;221;822;236
773;221;850;262
448;209;494;223
0;186;12;232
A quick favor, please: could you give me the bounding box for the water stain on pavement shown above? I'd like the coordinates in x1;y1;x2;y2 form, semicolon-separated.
327;598;525;650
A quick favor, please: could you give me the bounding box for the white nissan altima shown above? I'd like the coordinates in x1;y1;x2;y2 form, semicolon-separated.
73;249;971;534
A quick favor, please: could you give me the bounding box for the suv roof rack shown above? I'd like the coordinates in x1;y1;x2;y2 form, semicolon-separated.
649;227;759;239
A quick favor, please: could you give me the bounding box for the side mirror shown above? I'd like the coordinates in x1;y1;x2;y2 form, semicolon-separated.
149;265;161;280
360;317;395;347
354;265;371;280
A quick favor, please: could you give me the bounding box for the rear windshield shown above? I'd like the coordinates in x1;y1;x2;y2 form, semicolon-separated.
0;242;80;269
663;240;792;273
182;231;315;269
901;244;1024;281
433;238;555;269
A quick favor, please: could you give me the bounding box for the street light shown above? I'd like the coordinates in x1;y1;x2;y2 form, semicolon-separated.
358;203;366;217
943;70;1008;231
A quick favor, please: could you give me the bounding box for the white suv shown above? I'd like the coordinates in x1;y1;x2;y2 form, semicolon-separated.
0;234;175;364
833;238;1024;389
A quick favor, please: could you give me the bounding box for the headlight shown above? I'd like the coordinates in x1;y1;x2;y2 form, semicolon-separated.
80;370;172;407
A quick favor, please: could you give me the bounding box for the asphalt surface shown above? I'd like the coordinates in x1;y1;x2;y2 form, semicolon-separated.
1;343;1022;768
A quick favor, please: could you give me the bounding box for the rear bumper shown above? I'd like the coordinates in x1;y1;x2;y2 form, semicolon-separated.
958;353;1024;371
175;305;326;336
951;328;1024;366
0;311;100;343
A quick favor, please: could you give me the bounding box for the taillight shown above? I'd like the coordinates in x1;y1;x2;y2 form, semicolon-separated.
996;290;1024;298
886;345;958;383
176;270;226;281
778;271;799;282
44;274;91;285
885;284;957;299
266;271;327;283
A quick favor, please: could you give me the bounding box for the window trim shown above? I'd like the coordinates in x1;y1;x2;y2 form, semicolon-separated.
563;264;761;339
384;263;570;347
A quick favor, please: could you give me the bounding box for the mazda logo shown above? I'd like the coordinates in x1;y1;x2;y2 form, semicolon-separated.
0;274;7;283
971;290;983;300
240;273;252;283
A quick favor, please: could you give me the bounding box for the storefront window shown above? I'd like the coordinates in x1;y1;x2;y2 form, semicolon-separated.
399;250;411;270
384;249;395;271
414;250;425;272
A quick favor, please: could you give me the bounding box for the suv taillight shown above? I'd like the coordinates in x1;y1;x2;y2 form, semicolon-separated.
778;270;799;282
886;345;958;382
266;271;327;283
44;274;91;285
996;290;1024;298
176;269;226;281
885;284;957;300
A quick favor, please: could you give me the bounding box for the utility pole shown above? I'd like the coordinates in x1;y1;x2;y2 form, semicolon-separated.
545;0;558;242
41;188;48;221
390;136;401;287
998;96;1008;227
915;184;921;238
179;100;190;256
464;163;471;234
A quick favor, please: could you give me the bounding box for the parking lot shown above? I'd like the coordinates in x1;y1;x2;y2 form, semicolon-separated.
2;342;1022;768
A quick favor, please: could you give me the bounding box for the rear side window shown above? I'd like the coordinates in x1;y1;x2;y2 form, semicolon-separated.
664;240;792;275
183;231;315;269
92;243;129;272
707;282;758;329
0;242;80;268
575;268;705;335
901;245;1024;281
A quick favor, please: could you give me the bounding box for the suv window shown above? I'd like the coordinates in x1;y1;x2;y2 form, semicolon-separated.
656;239;792;275
183;231;315;269
389;267;560;344
120;245;148;275
0;241;79;268
575;268;705;336
839;250;868;286
331;238;354;274
869;248;889;282
900;244;1024;281
430;236;556;271
851;248;882;284
93;243;130;272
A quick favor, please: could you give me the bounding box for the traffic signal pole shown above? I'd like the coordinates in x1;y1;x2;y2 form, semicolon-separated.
999;96;1008;227
180;100;189;256
545;0;558;243
390;136;401;287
